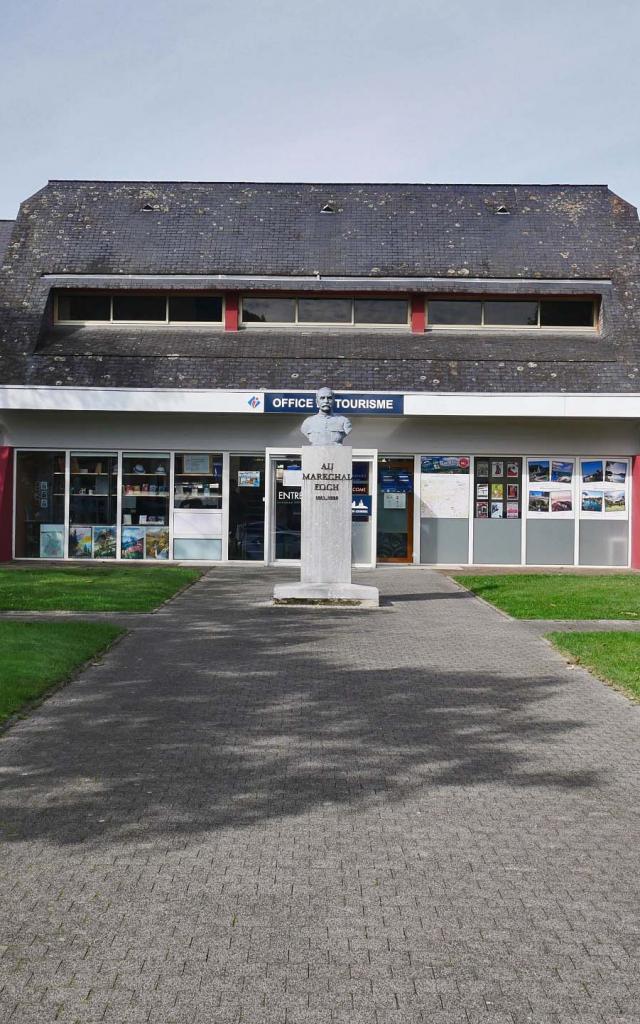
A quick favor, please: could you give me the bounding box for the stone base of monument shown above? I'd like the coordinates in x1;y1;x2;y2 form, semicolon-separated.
273;581;379;608
272;442;380;609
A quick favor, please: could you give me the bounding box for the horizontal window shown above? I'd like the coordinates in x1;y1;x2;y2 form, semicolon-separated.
241;298;296;323
354;299;408;324
427;298;597;329
241;296;409;326
56;294;111;321
113;295;167;322
55;292;224;324
540;299;595;327
298;297;352;323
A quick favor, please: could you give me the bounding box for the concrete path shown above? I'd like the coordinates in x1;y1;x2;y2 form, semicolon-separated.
1;566;640;1024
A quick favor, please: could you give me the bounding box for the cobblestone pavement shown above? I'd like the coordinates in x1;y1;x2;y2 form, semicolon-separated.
1;566;640;1024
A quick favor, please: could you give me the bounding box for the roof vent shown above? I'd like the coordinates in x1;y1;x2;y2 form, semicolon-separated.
496;204;510;215
141;203;158;212
320;202;336;214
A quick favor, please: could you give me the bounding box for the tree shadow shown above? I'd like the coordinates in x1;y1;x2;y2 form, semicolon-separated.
0;569;601;848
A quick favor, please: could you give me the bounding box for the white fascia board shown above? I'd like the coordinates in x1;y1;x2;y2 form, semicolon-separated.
404;393;640;418
0;387;265;414
0;387;638;419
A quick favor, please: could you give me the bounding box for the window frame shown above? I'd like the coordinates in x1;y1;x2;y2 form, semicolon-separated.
425;297;598;332
239;296;411;329
53;292;225;326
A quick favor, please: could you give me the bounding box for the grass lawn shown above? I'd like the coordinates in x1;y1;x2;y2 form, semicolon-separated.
548;631;640;701
454;573;640;619
0;566;201;612
0;621;124;724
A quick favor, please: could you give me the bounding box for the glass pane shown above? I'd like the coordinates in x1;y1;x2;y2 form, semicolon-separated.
354;299;408;324
484;301;538;326
174;453;223;508
15;451;66;558
69;452;118;559
168;296;223;322
228;456;265;560
540;300;594;327
376;458;413;560
273;458;301;560
57;293;110;321
122;454;170;560
241;298;295;323
428;300;482;325
113;295;166;321
298;298;352;323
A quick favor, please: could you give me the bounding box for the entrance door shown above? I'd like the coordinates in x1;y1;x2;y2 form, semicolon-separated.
271;455;302;561
377;457;414;563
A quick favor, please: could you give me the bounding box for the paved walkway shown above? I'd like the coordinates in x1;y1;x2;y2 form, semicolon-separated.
1;567;640;1024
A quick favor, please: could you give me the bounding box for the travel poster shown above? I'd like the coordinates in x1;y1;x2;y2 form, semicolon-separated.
490;502;503;519
551;491;572;513
491;483;503;500
121;526;145;559
529;490;549;513
582;490;603;513
476;461;489;478
605;461;627;484
238;470;260;487
551;460;573;483
528;460;550;482
582;460;603;483
604;490;625;512
491;461;503;477
476;484;488;499
506;502;519;518
476;501;488;518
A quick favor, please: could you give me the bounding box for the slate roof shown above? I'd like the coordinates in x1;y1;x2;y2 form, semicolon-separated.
1;180;639;394
0;221;14;263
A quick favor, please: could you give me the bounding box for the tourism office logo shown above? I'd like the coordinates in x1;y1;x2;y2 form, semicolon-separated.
247;395;261;410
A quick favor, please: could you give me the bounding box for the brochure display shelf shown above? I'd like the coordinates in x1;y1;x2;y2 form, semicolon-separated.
121;455;171;560
174;453;223;509
68;454;119;559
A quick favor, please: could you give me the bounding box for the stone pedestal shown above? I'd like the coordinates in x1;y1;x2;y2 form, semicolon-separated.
273;445;379;607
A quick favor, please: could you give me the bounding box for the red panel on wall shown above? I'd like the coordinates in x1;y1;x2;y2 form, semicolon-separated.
225;292;239;332
632;455;640;569
410;296;425;334
0;447;13;561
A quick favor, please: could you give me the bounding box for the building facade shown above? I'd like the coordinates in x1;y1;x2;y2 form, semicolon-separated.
0;180;639;568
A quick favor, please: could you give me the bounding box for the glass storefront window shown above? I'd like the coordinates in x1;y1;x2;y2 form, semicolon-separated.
121;454;170;560
272;457;302;560
228;456;265;560
69;452;118;558
15;451;66;558
174;453;223;508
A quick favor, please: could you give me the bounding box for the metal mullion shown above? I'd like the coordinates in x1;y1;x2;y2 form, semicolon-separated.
63;451;70;559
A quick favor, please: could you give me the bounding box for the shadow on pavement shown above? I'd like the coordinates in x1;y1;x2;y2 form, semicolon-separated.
0;568;600;847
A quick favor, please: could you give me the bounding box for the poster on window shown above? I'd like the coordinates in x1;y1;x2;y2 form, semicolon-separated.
527;458;575;518
579;458;629;519
475;457;521;519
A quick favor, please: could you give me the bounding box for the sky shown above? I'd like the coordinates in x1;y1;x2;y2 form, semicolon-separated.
1;0;640;219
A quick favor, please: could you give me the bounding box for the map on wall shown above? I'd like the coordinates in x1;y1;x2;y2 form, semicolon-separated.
420;475;469;519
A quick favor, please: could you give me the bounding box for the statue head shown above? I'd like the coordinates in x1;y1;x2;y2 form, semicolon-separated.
316;387;335;415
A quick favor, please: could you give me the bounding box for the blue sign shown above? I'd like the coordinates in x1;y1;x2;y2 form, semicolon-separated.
264;392;404;415
351;495;372;521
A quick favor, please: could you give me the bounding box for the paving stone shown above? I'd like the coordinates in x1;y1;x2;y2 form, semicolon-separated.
1;566;640;1023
